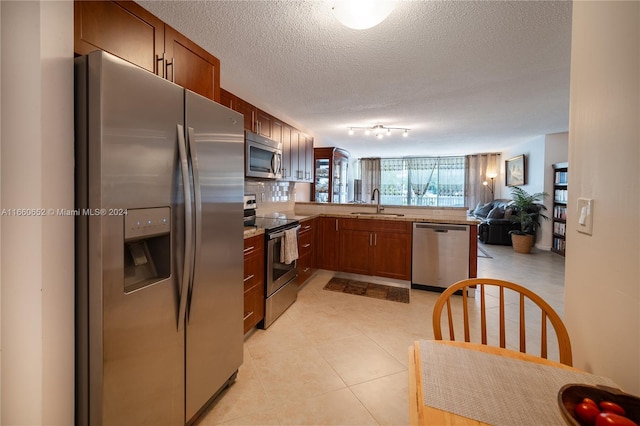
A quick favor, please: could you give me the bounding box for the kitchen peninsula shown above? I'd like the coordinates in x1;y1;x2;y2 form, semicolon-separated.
244;201;479;278
294;201;479;281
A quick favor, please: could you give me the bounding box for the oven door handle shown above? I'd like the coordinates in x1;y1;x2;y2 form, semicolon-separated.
269;225;301;240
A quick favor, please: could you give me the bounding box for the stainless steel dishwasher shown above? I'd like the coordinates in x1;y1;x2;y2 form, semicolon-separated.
412;223;470;291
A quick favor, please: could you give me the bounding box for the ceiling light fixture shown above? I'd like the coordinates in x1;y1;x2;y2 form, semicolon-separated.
347;124;410;139
329;0;397;30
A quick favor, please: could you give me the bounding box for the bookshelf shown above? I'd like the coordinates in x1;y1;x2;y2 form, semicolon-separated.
552;162;568;256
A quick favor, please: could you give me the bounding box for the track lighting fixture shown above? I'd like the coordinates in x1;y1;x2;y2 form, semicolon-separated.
346;124;410;139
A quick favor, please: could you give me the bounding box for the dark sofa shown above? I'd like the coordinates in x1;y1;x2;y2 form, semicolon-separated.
470;199;520;245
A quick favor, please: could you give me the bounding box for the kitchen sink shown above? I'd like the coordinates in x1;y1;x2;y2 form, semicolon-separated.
350;212;405;217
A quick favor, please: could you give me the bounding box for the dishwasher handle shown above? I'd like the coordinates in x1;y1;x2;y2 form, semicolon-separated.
414;223;469;232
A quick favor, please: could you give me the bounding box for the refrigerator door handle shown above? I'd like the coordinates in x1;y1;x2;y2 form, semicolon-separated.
186;127;202;324
177;124;193;331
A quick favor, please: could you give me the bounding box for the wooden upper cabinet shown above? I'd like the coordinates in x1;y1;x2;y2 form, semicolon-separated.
220;89;256;132
75;1;164;74
75;1;221;102
281;124;293;180
164;25;220;102
271;118;283;144
256;109;272;139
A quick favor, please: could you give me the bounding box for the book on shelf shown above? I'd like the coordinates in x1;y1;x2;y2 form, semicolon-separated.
554;189;568;203
553;205;567;220
553;237;566;252
555;171;568;184
553;221;566;237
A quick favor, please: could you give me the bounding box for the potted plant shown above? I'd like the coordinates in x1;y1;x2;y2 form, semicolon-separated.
508;187;549;253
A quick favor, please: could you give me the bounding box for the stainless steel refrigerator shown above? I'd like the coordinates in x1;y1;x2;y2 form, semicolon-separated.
75;50;244;425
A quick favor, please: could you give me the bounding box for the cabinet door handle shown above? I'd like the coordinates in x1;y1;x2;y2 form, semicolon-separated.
156;53;165;78
243;246;254;254
302;243;311;248
243;274;255;282
165;57;175;83
335;219;339;231
243;311;254;321
369;233;373;246
303;267;310;273
374;233;377;246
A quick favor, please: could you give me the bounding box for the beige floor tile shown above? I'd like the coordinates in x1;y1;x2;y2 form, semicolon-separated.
244;314;312;359
222;409;281;426
251;345;347;407
315;334;406;386
276;387;378;426
197;354;272;424
350;371;409;426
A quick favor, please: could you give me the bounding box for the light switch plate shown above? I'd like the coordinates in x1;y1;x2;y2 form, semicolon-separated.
577;198;593;235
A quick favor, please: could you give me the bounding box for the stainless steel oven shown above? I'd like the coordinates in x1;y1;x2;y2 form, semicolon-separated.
245;130;282;179
256;217;299;328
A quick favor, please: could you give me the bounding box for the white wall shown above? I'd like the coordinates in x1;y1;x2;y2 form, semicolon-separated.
565;1;639;394
497;136;550;247
0;1;75;424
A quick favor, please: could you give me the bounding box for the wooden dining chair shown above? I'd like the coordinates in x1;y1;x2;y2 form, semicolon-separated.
432;278;573;366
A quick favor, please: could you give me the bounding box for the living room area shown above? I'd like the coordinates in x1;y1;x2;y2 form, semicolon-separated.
468;131;569;255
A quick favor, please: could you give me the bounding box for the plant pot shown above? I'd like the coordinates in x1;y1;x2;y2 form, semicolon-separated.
511;233;534;253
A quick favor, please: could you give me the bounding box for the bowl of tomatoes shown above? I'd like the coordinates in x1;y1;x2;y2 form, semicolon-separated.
559;384;640;426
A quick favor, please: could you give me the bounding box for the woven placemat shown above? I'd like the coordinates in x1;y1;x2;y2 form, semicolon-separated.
323;277;409;303
419;340;618;425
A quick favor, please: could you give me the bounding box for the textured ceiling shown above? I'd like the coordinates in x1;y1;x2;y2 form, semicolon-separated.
137;1;572;159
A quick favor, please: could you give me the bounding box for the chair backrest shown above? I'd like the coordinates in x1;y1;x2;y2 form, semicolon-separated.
432;278;573;366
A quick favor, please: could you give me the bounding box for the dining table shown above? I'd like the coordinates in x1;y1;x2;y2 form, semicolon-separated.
408;340;618;425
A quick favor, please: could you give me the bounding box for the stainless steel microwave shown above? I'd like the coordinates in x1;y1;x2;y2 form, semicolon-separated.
245;130;282;179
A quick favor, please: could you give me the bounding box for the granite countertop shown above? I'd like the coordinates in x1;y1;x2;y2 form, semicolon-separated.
292;202;479;225
244;211;480;238
243;226;264;239
309;212;479;225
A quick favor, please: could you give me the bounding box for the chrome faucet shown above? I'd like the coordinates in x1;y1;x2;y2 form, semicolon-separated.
371;188;383;213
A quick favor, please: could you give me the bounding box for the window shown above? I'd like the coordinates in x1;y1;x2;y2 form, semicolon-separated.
379;157;466;207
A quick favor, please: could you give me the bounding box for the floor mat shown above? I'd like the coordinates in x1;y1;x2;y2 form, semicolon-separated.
323;277;410;303
478;245;493;258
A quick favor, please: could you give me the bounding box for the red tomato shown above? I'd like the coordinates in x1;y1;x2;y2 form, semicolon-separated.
583;398;599;408
599;401;627;416
594;412;637;426
576;402;602;426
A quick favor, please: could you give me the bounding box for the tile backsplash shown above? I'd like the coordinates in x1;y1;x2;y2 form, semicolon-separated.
244;180;296;214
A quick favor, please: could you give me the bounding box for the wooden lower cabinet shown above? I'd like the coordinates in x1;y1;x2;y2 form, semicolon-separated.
296;218;317;286
338;218;412;281
317;216;340;270
371;230;412;280
338;229;372;275
469;224;478;278
243;234;264;333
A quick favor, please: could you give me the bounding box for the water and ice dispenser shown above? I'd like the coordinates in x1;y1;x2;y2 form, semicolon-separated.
124;207;171;293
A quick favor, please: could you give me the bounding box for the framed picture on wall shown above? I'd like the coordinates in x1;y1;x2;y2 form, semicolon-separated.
505;154;526;186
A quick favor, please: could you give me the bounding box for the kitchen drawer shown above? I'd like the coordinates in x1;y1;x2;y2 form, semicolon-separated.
244;234;264;258
296;251;314;286
243;283;264;333
243;253;263;291
298;230;314;257
299;219;315;235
